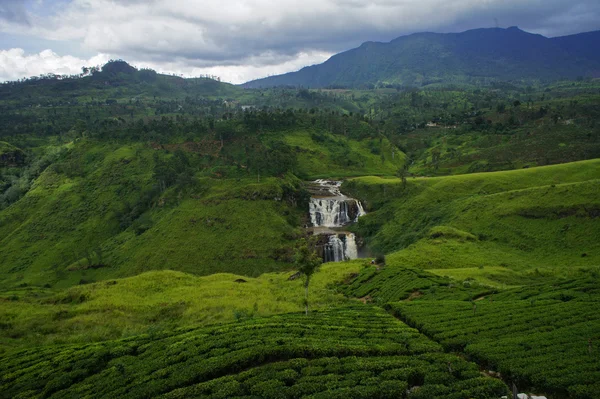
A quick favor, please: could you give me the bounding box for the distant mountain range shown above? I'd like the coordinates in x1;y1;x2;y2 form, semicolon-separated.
242;27;600;88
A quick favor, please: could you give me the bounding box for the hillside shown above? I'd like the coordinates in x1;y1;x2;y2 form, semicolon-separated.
243;27;600;88
1;49;600;398
337;161;600;397
0;305;508;398
0;262;366;351
0;60;243;103
0;129;404;291
345;159;600;286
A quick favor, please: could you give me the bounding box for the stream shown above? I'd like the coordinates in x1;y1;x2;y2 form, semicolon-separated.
306;179;366;262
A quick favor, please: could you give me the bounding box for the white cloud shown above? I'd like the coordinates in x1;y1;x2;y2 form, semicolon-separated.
0;0;598;83
0;48;110;81
0;48;331;84
141;50;333;84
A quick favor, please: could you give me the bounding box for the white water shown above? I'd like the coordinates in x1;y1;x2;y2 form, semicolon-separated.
307;180;365;262
309;180;366;228
343;233;358;259
324;233;358;262
356;201;366;219
310;199;351;227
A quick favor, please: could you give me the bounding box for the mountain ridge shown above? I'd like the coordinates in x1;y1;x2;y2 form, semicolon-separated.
242;27;600;88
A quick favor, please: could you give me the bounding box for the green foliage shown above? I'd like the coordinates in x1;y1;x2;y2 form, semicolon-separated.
388;291;600;398
294;238;323;284
346;160;600;286
0;305;507;398
340;266;489;304
281;131;404;179
0;262;364;351
0;142;309;289
294;237;323;315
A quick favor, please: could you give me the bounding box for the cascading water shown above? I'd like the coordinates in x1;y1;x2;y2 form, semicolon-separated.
309;182;366;228
310;199;352;227
323;233;358;262
306;180;366;262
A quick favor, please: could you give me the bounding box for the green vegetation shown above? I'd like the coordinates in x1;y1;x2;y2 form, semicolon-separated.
0;141;311;289
293;237;323;315
388;290;600;398
347;159;600;285
1;59;600;398
338;158;600;397
0;262;364;352
338;160;600;397
0;305;508;399
339;266;491;304
280;131;403;178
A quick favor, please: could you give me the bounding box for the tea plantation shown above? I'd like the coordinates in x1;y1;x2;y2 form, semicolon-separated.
0;305;508;398
1;64;600;398
335;264;600;398
387;293;600;398
339;265;492;303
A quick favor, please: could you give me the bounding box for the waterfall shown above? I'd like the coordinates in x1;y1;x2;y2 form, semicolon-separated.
307;180;366;262
309;180;366;228
323;233;358;262
356;201;366;219
310;198;353;227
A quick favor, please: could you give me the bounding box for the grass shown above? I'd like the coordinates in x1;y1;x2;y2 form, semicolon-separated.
346;159;600;286
279;130;405;179
0;140;309;290
426;267;520;289
0;261;366;352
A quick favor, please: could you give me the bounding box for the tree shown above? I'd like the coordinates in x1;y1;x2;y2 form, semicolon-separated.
396;161;409;190
294;237;323;316
431;148;441;171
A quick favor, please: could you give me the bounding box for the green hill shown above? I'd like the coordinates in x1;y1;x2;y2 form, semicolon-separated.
0;305;508;398
0;60;243;104
346;159;600;285
1;50;600;399
0;141;303;289
0;262;366;351
0;128;403;291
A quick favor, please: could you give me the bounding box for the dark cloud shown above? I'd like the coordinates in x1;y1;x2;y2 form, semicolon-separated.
1;0;599;83
438;0;600;37
93;0;600;64
0;0;30;25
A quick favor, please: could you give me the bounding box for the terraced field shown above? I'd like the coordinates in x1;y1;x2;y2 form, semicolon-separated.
0;306;508;399
388;295;600;399
338;265;490;303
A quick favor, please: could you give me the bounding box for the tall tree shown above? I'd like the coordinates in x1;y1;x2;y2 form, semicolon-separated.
294;237;323;316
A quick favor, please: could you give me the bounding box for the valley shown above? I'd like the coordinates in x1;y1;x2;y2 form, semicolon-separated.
0;50;599;398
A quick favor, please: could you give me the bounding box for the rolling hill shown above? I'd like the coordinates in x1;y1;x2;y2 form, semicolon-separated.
1;46;600;398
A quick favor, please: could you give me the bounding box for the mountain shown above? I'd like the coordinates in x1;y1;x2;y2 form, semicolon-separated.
0;60;243;102
243;27;600;88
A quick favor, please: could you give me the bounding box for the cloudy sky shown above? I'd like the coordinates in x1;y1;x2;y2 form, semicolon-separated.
0;0;599;84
